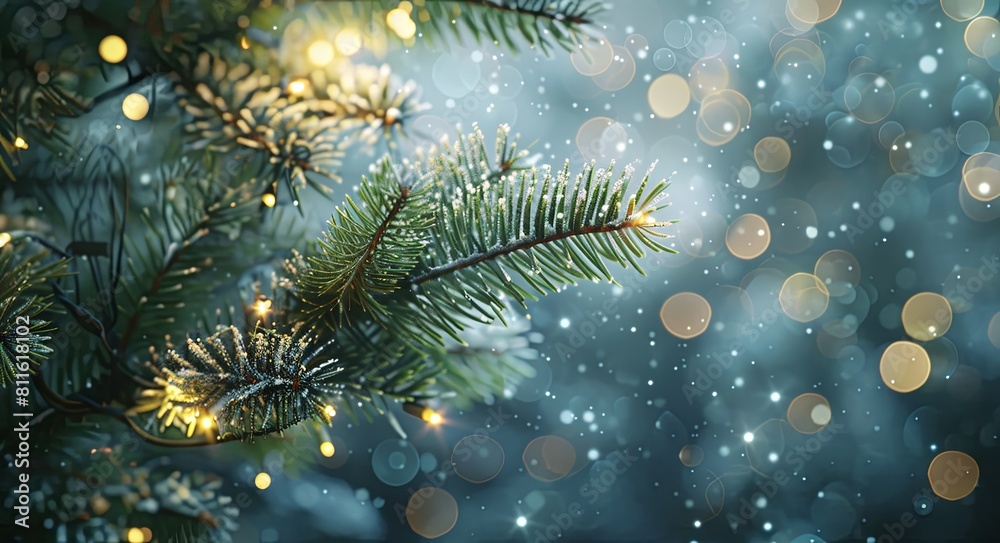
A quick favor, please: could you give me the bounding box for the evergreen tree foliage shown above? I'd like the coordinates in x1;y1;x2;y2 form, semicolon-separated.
0;0;676;540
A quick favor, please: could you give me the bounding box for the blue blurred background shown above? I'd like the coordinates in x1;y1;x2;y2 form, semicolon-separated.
184;1;1000;541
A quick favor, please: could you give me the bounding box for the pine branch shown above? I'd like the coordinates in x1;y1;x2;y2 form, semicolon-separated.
294;124;676;348
117;170;265;360
171;49;427;202
460;0;593;25
297;160;434;329
301;0;601;54
0;246;68;386
149;326;341;441
396;125;677;344
409;218;665;285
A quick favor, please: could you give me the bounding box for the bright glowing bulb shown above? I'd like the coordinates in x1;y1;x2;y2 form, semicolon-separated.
287;78;308;96
422;408;443;426
335;28;362;56
770;392;780;402
323;404;337;418
13;137;27;149
386;8;411;30
308;40;335;65
253;298;272;316
394;20;417;40
126;528;145;543
240;36;250;49
99;35;127;63
122;93;149;121
320;441;336;457
516;516;527;527
0;233;11;248
743;432;754;443
261;193;276;208
254;472;271;490
200;416;214;429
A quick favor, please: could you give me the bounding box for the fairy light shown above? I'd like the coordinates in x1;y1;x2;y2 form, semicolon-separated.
335;28;362;56
126;528;144;543
240;36;250;49
13;137;28;149
122;93;149;121
98;35;127;63
320;441;336;457
386;8;411;29
0;233;11;248
403;402;443;425
287;78;308;96
252;298;272;320
422;408;443;426
323;404;337;418
254;472;271;490
200;415;214;430
308;39;335;65
261;193;276;208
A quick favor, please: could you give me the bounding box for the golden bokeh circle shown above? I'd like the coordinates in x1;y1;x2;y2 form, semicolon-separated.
575;116;627;161
787;0;842;24
696;90;750;146
773;38;826;89
989;312;1000;349
726;214;771;260
786;393;832;434
901;292;953;341
688;57;729;102
679;444;704;467
99;35;127;64
451;435;505;484
660;292;712;339
927;451;980;501
961;152;1000;202
813;250;861;297
753;137;792;173
964;16;1000;58
769;27;821;57
880;341;932;393
122;93;149;121
958;178;1000;221
888;131;918;173
648;74;691;119
406;487;459;538
571;35;615;76
523;436;576;482
942;0;985;21
779;273;829;322
844;73;895;123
